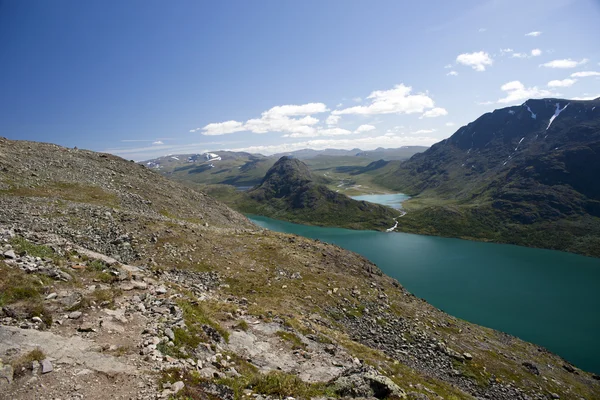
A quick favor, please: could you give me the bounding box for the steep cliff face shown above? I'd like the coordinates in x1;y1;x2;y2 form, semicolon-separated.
374;98;600;255
1;138;599;400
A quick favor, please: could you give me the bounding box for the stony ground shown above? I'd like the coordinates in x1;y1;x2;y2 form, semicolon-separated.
1;137;600;400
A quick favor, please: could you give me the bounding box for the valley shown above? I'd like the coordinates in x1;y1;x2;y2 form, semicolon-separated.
2;137;600;400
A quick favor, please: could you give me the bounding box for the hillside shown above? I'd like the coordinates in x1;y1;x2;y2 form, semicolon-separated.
374;98;600;257
141;146;426;196
144;151;276;188
1;138;599;400
228;157;400;231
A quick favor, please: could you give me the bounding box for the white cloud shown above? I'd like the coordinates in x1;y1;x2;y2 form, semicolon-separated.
336;103;343;108
354;124;376;133
202;120;246;136
283;127;352;138
500;48;513;54
540;58;589;69
447;70;458;76
325;115;341;126
420;107;448;118
456;51;493;71
571;71;600;78
444;64;453;69
332;84;436;116
570;94;600;100
525;31;542;37
352;97;362;103
445;122;455;127
511;53;527;59
477;100;494;106
547;78;577;88
409;129;436;135
152;140;164;145
497;81;553;104
531;48;542;57
198;103;328;136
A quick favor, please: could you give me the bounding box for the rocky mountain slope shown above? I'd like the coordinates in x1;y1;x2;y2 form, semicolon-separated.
1;137;599;400
227;156;400;231
374;98;600;256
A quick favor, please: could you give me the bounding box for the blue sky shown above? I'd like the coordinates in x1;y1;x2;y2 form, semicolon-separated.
1;0;600;160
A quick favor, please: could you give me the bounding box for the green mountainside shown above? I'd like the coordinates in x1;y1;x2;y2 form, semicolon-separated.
220;156;400;231
141;147;426;195
373;98;600;257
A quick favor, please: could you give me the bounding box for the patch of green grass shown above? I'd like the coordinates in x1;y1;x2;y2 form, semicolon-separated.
91;288;121;308
276;330;307;350
87;259;107;272
9;236;55;259
234;320;249;331
157;300;231;359
2;181;119;207
248;371;333;398
10;349;46;376
452;359;491;388
0;262;46;310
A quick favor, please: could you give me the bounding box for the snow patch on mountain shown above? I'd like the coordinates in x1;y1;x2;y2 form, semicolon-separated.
547;102;569;130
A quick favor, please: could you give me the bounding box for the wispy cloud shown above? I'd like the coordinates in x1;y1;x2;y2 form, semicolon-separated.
325;115;341;126
152;140;164;145
570;94;600;100
540;58;588;69
571;71;600;78
447;71;458;76
531;49;542;57
456;51;493;71
525;31;542;37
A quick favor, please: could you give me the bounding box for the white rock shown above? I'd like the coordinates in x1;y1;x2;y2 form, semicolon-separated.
41;359;53;374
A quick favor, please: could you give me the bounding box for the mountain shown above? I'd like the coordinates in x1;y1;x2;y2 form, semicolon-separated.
143;151;277;187
140;147;427;193
376;97;600;256
274;146;428;160
232;156;400;230
1;138;599;399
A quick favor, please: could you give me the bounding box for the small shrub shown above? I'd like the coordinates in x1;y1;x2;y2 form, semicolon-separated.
234;320;249;331
11;349;46;376
276;331;306;350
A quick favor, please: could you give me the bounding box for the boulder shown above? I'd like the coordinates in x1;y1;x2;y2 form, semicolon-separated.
331;366;406;399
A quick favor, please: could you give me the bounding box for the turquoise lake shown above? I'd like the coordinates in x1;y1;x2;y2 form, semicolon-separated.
249;200;600;374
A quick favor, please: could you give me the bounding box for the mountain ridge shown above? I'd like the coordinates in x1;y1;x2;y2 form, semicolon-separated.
375;97;600;256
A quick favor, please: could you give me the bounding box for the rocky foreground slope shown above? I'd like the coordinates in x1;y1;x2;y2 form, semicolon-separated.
0;137;599;400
